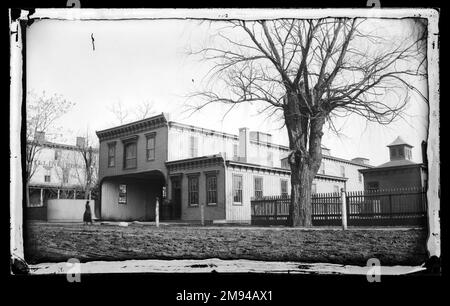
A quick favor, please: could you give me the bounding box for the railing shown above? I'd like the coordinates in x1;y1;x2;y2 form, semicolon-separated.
250;187;427;226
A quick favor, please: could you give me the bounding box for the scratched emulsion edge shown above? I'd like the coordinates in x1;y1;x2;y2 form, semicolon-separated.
425;9;440;260
9;9;25;271
12;8;441;274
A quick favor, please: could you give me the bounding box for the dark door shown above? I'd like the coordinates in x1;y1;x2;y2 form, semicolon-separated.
171;177;182;219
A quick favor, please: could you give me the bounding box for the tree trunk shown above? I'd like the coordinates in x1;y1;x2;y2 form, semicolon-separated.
288;162;314;227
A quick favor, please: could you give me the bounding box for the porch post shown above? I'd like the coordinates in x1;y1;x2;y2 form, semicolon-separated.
341;188;347;230
40;188;43;206
57;189;60;199
155;197;160;227
73;189;76;199
200;203;205;226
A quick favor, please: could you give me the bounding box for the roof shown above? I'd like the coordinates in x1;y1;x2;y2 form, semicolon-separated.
376;159;418;168
387;136;413;147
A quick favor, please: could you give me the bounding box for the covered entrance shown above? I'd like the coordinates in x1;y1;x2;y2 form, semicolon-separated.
100;170;166;221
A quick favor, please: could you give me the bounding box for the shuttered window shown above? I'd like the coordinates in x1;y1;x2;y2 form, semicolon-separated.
124;142;137;169
108;143;116;167
281;179;288;197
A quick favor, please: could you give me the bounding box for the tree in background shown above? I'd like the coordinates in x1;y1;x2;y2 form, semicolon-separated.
188;18;427;226
26;90;75;204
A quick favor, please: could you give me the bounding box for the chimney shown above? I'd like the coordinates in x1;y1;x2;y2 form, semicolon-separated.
239;127;250;162
351;157;370;165
76;137;86;148
34;131;45;142
421;140;428;165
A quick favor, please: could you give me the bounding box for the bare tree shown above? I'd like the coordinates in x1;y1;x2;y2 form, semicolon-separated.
108;100;130;125
26;91;75;203
72;131;99;200
109;99;156;124
188;18;427;226
134;100;156;119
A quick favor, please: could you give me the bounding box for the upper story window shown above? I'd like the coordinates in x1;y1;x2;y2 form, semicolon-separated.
188;175;199;206
232;174;243;204
333;185;340;194
233;144;238;160
358;172;363;183
54;149;62;161
62;168;69;184
146;133;156;161
124;142;137;169
320;161;325;174
281;179;288;197
267;151;273;167
340;165;345;177
206;174;217;205
254;176;263;198
312;183;317;194
190;135;198;158
107;142;116;167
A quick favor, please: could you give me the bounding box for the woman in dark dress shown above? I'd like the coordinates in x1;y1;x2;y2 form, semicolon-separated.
83;201;93;225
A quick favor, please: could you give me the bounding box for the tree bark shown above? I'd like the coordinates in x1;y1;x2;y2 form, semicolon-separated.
288;162;314;227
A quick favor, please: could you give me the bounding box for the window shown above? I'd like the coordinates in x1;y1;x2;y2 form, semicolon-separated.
358;172;363;183
146;133;156;161
190;136;198;158
118;184;127;204
54;149;61;161
367;181;379;191
397;147;404;158
281;179;288;197
340;165;346;177
320;162;325;174
311;183;317;194
233;144;238;160
44;168;51;183
390;147;396;158
267;151;273;166
232;174;243;204
62;168;69;184
206;175;217;205
124;142;137;169
254;176;263;198
188;176;199;206
107;143;116;167
333;185;340;194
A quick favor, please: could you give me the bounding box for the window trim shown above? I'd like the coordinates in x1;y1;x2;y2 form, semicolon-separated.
232;174;243;205
254;176;263;199
205;173;218;206
107;141;116;168
123;141;138;170
145;132;156;161
280;179;288;197
187;173;200;207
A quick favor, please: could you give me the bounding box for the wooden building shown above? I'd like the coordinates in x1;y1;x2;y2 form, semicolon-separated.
96;113;372;223
26;134;99;220
359;136;428;191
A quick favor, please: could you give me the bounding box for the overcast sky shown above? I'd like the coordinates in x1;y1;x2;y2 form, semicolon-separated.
26;17;429;166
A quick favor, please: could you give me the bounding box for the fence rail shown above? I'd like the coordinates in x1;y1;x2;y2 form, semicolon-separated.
251;187;427;226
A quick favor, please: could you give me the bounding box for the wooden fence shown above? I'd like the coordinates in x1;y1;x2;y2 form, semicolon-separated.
251;187;427;226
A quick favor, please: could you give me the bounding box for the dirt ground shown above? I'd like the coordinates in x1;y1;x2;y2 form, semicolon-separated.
24;222;428;266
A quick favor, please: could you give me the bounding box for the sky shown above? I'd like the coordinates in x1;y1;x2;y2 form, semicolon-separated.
26;17;429;167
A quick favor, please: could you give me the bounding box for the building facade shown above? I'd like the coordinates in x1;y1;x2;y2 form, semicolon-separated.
26;134;99;220
96;113;372;223
359;137;427;191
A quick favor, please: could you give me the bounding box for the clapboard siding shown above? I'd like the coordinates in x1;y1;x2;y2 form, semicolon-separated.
225;167;291;222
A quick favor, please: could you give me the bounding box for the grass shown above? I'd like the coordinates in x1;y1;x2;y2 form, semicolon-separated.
24;222;428;266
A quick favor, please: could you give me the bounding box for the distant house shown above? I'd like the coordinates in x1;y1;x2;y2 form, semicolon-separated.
26;133;99;220
359;136;428;191
96;113;371;223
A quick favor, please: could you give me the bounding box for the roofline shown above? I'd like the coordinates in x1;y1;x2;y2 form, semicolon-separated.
27;140;99;152
359;163;426;173
225;160;348;181
387;143;413;147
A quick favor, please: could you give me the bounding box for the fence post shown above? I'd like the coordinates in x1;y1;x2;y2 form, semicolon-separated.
155;196;160;228
40;188;44;206
341;188;347;230
200;202;205;226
